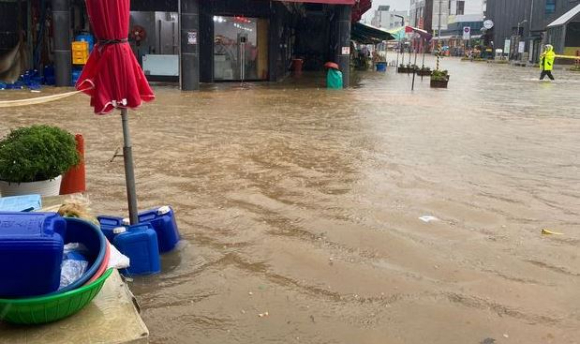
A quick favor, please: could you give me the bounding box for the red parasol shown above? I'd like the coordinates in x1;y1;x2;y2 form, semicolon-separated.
76;0;154;114
77;0;154;224
324;62;340;70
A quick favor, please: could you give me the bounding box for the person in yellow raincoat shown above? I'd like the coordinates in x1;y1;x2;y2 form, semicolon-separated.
540;44;556;80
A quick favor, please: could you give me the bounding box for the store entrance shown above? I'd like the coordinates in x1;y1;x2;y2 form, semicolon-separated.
213;16;268;81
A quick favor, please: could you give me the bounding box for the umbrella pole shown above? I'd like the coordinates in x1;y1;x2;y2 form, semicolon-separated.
422;39;426;68
412;39;418;91
396;37;400;68
121;108;139;225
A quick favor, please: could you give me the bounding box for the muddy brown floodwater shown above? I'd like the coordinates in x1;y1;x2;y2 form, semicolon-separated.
1;57;580;344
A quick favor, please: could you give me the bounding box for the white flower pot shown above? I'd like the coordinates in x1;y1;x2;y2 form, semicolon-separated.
0;175;62;197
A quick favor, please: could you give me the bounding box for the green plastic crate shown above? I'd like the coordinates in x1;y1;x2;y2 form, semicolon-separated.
0;269;113;325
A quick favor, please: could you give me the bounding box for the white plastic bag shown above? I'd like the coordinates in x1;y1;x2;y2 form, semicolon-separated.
59;243;89;289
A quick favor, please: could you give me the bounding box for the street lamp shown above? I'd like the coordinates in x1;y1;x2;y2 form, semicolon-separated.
517;19;527;36
393;14;405;27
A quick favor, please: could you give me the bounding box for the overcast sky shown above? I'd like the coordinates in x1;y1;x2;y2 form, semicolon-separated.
371;0;410;12
363;0;410;22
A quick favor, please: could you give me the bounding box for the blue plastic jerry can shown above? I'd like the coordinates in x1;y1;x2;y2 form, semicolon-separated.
113;224;161;276
137;206;180;253
97;215;126;242
0;213;66;297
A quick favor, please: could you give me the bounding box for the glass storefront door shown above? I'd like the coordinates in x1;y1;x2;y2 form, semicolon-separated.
214;16;268;81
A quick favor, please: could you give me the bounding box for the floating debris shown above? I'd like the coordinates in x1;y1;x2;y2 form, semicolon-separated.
542;229;563;235
419;215;439;223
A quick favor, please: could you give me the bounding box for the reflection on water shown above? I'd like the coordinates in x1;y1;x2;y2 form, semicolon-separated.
1;57;580;344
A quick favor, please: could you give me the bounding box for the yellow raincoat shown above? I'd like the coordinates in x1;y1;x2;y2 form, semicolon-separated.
540;45;556;71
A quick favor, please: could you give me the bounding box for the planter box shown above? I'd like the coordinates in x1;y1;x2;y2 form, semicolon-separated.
397;67;408;73
0;176;62;197
430;78;449;88
417;70;432;76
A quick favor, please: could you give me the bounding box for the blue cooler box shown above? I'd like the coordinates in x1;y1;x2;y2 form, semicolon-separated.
113;224;160;276
138;206;180;253
0;213;66;297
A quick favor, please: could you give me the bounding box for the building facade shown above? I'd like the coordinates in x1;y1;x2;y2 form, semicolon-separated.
1;0;374;89
533;0;580;57
371;5;409;29
449;0;486;16
410;0;434;31
486;0;580;61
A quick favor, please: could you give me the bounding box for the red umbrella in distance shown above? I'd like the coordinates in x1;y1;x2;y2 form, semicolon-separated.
324;62;340;70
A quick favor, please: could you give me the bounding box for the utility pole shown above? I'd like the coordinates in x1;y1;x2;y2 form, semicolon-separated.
438;0;442;42
394;14;405;68
529;0;535;62
516;19;527;61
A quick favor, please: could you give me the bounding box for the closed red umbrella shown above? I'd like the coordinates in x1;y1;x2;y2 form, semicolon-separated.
77;0;153;113
77;0;154;224
324;62;340;70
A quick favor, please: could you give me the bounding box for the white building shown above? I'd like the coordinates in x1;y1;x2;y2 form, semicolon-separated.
371;5;409;29
449;0;486;16
448;0;485;27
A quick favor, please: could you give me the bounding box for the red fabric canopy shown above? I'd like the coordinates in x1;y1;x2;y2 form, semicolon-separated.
274;0;355;4
352;0;372;22
76;0;154;114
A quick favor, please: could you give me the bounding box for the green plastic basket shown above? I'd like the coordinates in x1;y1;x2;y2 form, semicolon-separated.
0;269;113;325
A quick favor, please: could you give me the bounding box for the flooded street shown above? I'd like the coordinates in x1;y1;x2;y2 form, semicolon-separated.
2;57;580;343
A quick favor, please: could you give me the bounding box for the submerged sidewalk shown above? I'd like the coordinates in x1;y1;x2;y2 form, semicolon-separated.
0;270;149;344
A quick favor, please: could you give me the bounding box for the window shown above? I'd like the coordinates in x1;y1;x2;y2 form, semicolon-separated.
457;1;465;15
545;0;556;15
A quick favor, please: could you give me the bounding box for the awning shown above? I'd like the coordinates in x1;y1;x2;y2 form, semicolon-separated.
404;26;432;41
547;4;580;28
273;0;371;22
351;23;394;44
387;26;406;40
433;34;482;40
273;0;355;4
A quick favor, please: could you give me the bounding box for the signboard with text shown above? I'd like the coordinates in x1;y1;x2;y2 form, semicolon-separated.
187;31;197;45
504;39;511;55
463;27;471;40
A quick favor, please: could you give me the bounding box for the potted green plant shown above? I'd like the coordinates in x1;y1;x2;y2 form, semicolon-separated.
430;69;450;88
0;125;80;196
417;66;432;76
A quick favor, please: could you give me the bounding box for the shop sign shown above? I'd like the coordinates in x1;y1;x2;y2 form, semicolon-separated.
504;39;511;55
463;27;471;40
342;47;350;55
187;31;197;45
